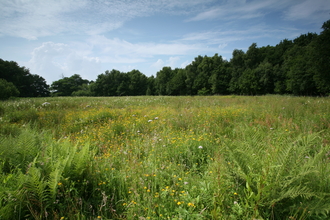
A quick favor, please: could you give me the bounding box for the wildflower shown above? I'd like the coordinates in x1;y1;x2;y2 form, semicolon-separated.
198;146;203;149
148;120;152;122
188;202;195;207
177;201;182;205
234;192;238;195
97;216;102;219
60;217;65;220
57;182;62;186
154;117;159;120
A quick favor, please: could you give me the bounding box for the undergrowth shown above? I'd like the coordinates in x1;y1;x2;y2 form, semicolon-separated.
0;96;329;219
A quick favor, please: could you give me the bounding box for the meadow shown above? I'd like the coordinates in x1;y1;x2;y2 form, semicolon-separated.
0;95;329;220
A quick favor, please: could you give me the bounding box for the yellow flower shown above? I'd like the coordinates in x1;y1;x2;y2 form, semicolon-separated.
60;217;65;220
177;201;182;205
234;192;238;195
57;182;62;186
188;202;195;207
97;216;102;219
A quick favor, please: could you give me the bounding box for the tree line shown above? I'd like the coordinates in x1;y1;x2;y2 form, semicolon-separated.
1;20;329;99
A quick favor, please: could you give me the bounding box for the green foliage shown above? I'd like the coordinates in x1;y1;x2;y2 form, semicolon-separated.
1;92;330;219
0;59;49;97
51;74;90;96
0;126;127;219
0;78;20;100
223;127;330;219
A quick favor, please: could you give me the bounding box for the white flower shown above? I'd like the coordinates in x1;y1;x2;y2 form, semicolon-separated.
198;146;203;149
148;120;152;123
154;117;159;120
42;102;50;106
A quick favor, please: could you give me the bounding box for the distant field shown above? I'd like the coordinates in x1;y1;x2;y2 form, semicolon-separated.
0;96;329;219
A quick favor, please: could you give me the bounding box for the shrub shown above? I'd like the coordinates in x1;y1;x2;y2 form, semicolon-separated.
0;79;20;100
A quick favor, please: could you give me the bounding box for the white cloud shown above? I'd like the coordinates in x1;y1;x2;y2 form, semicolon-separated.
168;57;181;67
185;0;298;22
28;42;101;83
283;0;330;22
0;0;212;39
88;35;206;58
151;56;182;71
218;43;228;50
151;59;165;69
180;60;191;68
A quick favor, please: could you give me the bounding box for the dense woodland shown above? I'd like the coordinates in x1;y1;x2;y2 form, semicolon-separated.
1;20;329;99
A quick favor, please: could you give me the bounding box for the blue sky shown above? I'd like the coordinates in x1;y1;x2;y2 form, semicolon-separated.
0;0;329;84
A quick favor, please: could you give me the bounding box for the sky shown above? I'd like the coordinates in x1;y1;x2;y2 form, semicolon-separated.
0;0;329;84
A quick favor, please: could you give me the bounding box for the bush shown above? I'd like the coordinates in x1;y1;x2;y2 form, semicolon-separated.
0;79;20;100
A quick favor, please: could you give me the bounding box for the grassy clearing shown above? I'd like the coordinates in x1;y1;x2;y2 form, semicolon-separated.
0;96;329;219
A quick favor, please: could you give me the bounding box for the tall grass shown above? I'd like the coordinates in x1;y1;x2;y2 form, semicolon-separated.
0;96;329;219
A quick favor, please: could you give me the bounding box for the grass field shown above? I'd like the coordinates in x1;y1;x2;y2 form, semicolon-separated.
0;96;330;220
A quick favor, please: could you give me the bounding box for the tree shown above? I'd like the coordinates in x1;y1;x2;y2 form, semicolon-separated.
283;44;317;95
51;74;90;96
312;20;330;95
238;68;262;95
155;67;173;95
185;55;203;95
146;76;156;95
193;56;213;94
256;61;274;94
126;70;148;95
0;79;20;100
168;68;187;95
71;83;94;96
245;43;261;69
229;49;245;94
0;59;49;97
209;57;231;95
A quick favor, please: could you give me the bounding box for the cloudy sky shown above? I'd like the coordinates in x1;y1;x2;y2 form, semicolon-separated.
0;0;329;84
